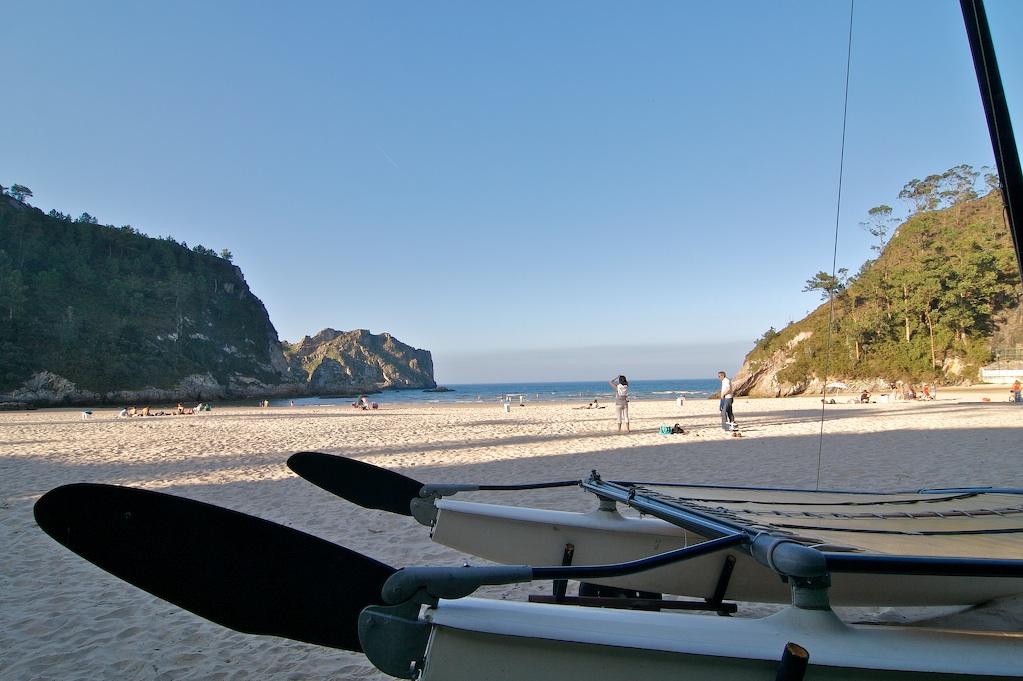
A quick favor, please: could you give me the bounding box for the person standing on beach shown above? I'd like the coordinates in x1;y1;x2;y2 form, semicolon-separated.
718;371;736;430
610;375;630;432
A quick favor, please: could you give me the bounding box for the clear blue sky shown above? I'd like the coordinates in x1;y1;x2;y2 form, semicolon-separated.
3;1;1020;383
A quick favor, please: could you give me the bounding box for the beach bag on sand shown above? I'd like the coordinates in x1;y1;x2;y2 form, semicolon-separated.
659;425;672;435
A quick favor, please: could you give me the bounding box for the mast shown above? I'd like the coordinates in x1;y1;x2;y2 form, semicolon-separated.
960;0;1023;278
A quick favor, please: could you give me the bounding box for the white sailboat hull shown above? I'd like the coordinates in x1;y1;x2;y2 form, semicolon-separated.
431;499;1023;606
418;598;1023;680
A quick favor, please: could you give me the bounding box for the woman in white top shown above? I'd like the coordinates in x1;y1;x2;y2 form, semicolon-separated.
609;375;630;432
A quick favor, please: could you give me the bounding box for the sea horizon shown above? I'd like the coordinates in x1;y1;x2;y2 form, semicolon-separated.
272;378;719;407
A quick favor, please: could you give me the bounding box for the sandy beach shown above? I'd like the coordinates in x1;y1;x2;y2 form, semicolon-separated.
3;388;1022;680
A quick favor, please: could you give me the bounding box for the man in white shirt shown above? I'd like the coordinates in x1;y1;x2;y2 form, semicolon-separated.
718;371;735;430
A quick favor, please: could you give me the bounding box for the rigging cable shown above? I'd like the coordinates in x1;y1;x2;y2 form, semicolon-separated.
816;0;856;490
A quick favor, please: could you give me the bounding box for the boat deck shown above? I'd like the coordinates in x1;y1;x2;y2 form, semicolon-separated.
638;485;1023;559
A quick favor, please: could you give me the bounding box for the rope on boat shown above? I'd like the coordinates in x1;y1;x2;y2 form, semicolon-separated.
647;491;980;507
764;522;1023;537
633;485;1023;536
726;505;1023;520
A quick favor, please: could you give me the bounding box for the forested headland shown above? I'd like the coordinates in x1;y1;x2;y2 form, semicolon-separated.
0;185;435;404
737;165;1022;396
0;188;287;398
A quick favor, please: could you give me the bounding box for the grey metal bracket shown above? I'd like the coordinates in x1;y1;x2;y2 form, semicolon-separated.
705;553;737;616
359;599;431;680
362;564;533;679
410;484;484;527
420;483;480;497
552;543;575;601
409;496;438;527
382;565;534;605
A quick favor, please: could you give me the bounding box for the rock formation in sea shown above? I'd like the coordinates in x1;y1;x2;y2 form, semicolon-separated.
282;328;436;394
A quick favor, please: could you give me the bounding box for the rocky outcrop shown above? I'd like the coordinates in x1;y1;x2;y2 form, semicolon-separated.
8;371;100;405
283;329;436;394
1;326;438;405
5;370;292;405
0;327;437;406
731;331;894;397
733;331;919;398
732;332;813;397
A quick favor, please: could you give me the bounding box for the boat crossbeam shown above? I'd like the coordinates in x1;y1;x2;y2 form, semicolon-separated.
537;541;739;615
583;473;841;610
412;480;584;526
583;474;830;576
382;533;749;608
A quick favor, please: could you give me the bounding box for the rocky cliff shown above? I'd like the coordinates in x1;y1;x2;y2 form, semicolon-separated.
283;329;435;394
730;330;894;398
0;198;435;405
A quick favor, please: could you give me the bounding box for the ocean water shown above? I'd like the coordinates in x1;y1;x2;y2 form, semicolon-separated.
272;378;718;407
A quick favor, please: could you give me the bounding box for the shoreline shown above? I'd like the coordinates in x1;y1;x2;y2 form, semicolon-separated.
5;381;1019;414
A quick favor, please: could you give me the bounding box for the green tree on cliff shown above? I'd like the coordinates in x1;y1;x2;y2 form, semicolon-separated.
802;268;848;301
861;205;898;253
940;164;979;206
898;175;942;212
9;184;33;202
